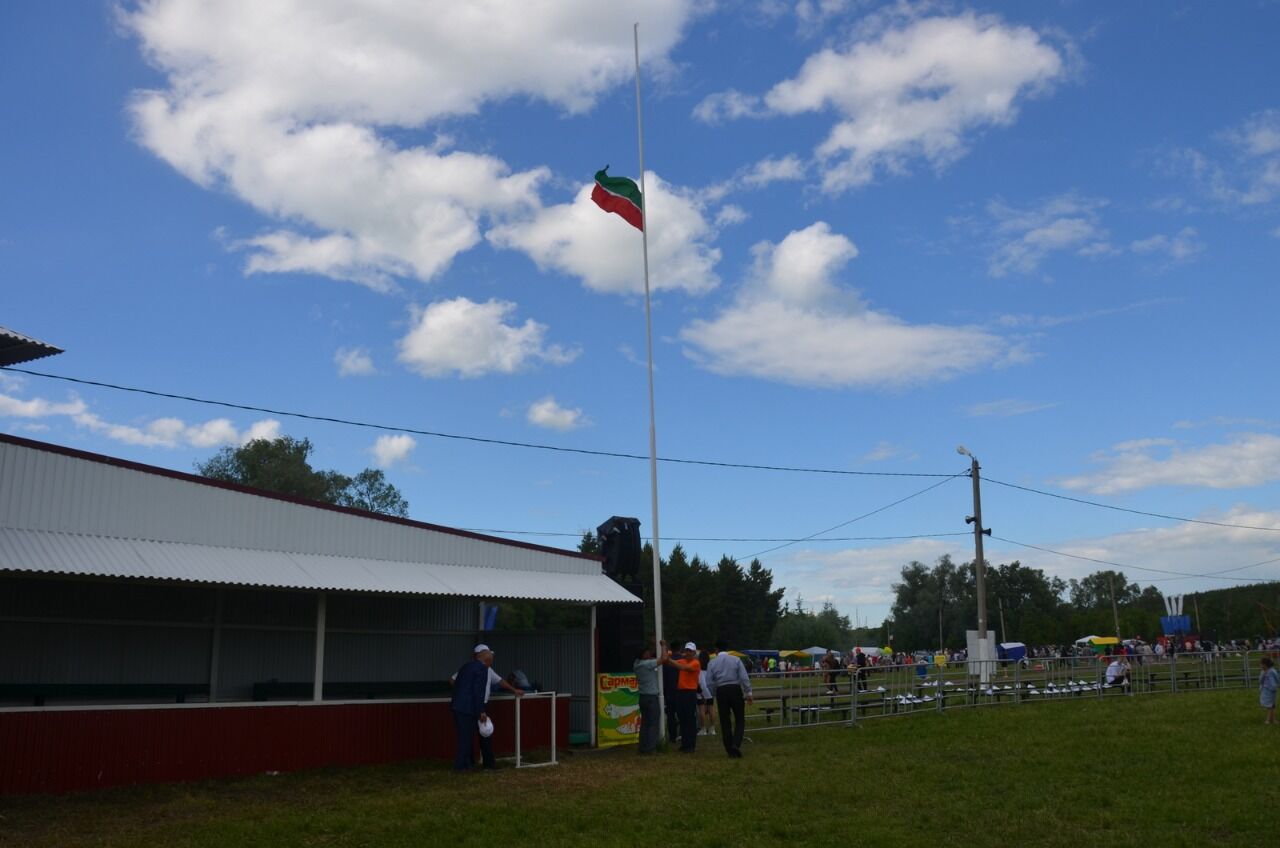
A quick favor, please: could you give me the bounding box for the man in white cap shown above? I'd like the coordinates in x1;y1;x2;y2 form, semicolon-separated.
666;642;703;752
450;644;523;771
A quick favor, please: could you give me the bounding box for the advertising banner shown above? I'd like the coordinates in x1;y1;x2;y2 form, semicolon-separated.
596;672;640;747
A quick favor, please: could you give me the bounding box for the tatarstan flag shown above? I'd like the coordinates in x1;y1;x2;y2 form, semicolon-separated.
592;167;644;231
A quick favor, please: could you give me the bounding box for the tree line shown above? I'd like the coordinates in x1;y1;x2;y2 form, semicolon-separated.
887;555;1280;651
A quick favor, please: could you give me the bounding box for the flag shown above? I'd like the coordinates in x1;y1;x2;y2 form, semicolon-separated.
591;166;644;231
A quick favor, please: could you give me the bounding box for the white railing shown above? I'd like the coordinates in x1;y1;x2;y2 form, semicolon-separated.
513;691;559;769
741;651;1272;733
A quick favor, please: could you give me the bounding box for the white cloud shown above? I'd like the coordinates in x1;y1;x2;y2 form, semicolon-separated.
861;441;917;462
696;13;1065;192
334;346;376;377
1172;110;1280;207
1060;433;1280;495
488;173;720;296
1129;226;1204;263
0;390;281;449
986;194;1113;277
397;297;579;378
526;396;588;431
681;222;1015;388
714;204;749;227
966;399;1058;417
74;411;280;449
0;393;88;418
371;434;416;468
123;1;699;287
988;507;1280;587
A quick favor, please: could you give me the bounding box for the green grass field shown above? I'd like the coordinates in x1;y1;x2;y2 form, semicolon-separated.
2;689;1273;848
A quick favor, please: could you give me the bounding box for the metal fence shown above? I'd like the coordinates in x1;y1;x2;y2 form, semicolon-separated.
741;651;1273;733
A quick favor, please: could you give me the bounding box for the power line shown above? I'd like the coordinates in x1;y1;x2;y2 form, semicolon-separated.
984;476;1280;533
462;528;971;543
739;472;969;561
991;534;1279;584
1;367;958;479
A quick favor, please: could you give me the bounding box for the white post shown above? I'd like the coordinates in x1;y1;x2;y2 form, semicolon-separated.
550;692;558;764
515;692;523;769
313;592;327;702
634;22;665;700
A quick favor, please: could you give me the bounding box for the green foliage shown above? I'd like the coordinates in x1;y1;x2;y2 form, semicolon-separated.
770;599;851;649
335;468;409;518
196;436;409;518
886;555;1280;650
630;543;784;648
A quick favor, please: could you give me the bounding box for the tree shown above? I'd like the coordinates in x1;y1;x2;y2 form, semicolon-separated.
196;436;409;517
336;468;409;518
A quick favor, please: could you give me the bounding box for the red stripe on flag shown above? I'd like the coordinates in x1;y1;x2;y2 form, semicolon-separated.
592;183;644;231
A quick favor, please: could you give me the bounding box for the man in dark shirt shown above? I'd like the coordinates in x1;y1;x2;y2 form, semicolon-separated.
450;644;494;772
662;652;681;745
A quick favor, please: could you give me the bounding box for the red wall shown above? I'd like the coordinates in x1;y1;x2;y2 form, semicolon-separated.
0;696;569;795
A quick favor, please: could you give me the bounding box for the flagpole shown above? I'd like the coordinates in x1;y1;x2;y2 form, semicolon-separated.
633;22;665;697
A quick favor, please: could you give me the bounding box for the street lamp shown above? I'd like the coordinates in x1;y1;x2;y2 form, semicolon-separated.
957;446;993;681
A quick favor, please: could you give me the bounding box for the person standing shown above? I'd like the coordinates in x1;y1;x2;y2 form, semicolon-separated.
1259;657;1278;725
707;639;753;758
854;647;868;691
633;641;668;754
662;648;681;745
450;644;492;772
667;642;703;752
450;644;523;771
821;649;839;695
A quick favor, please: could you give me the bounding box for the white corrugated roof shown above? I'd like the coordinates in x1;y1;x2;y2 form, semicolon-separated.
0;528;639;604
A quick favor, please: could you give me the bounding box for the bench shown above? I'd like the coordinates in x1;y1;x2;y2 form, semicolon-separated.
251;679;453;701
0;683;210;707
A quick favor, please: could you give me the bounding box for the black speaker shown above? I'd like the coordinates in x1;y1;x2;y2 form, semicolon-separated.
597;516;642;583
598;604;646;673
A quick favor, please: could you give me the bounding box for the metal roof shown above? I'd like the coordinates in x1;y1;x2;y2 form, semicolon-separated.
0;327;63;366
0;528;638;603
0;434;639;603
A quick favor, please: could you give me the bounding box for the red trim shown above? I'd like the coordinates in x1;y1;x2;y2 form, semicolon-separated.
0;697;569;795
0;433;601;562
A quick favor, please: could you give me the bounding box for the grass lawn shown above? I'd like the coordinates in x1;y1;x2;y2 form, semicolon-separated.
2;690;1273;848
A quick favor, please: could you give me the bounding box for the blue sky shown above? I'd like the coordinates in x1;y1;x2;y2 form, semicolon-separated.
4;1;1280;631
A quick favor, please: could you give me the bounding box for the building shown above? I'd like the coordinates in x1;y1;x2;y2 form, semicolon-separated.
0;433;638;794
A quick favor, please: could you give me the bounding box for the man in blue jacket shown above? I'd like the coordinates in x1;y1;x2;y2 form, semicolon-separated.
451;644;495;772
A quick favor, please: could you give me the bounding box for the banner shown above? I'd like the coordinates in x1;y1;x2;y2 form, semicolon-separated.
596;673;640;748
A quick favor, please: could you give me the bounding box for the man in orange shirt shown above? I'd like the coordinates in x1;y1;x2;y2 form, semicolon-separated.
667;642;703;752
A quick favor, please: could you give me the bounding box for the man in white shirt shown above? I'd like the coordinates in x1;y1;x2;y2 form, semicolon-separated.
706;640;753;758
1105;656;1131;688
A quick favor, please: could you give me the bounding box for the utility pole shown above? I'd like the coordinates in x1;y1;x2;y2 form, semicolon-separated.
1193;594;1202;635
1109;573;1122;643
998;596;1007;645
957;446;992;680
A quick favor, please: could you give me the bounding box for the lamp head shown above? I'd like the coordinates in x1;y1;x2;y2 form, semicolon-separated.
956;445;972;458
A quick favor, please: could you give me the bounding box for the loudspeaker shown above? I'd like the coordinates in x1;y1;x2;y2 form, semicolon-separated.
597;516;642;583
598;604;646;673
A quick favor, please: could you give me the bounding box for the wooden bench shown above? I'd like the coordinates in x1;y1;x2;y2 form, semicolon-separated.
251;679;453;701
0;682;210;707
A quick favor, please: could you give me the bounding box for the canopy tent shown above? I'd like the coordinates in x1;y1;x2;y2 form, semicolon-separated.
744;649;779;660
1074;635;1100;645
778;650;813;665
802;646;831;656
998;642;1027;661
852;646;883;657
